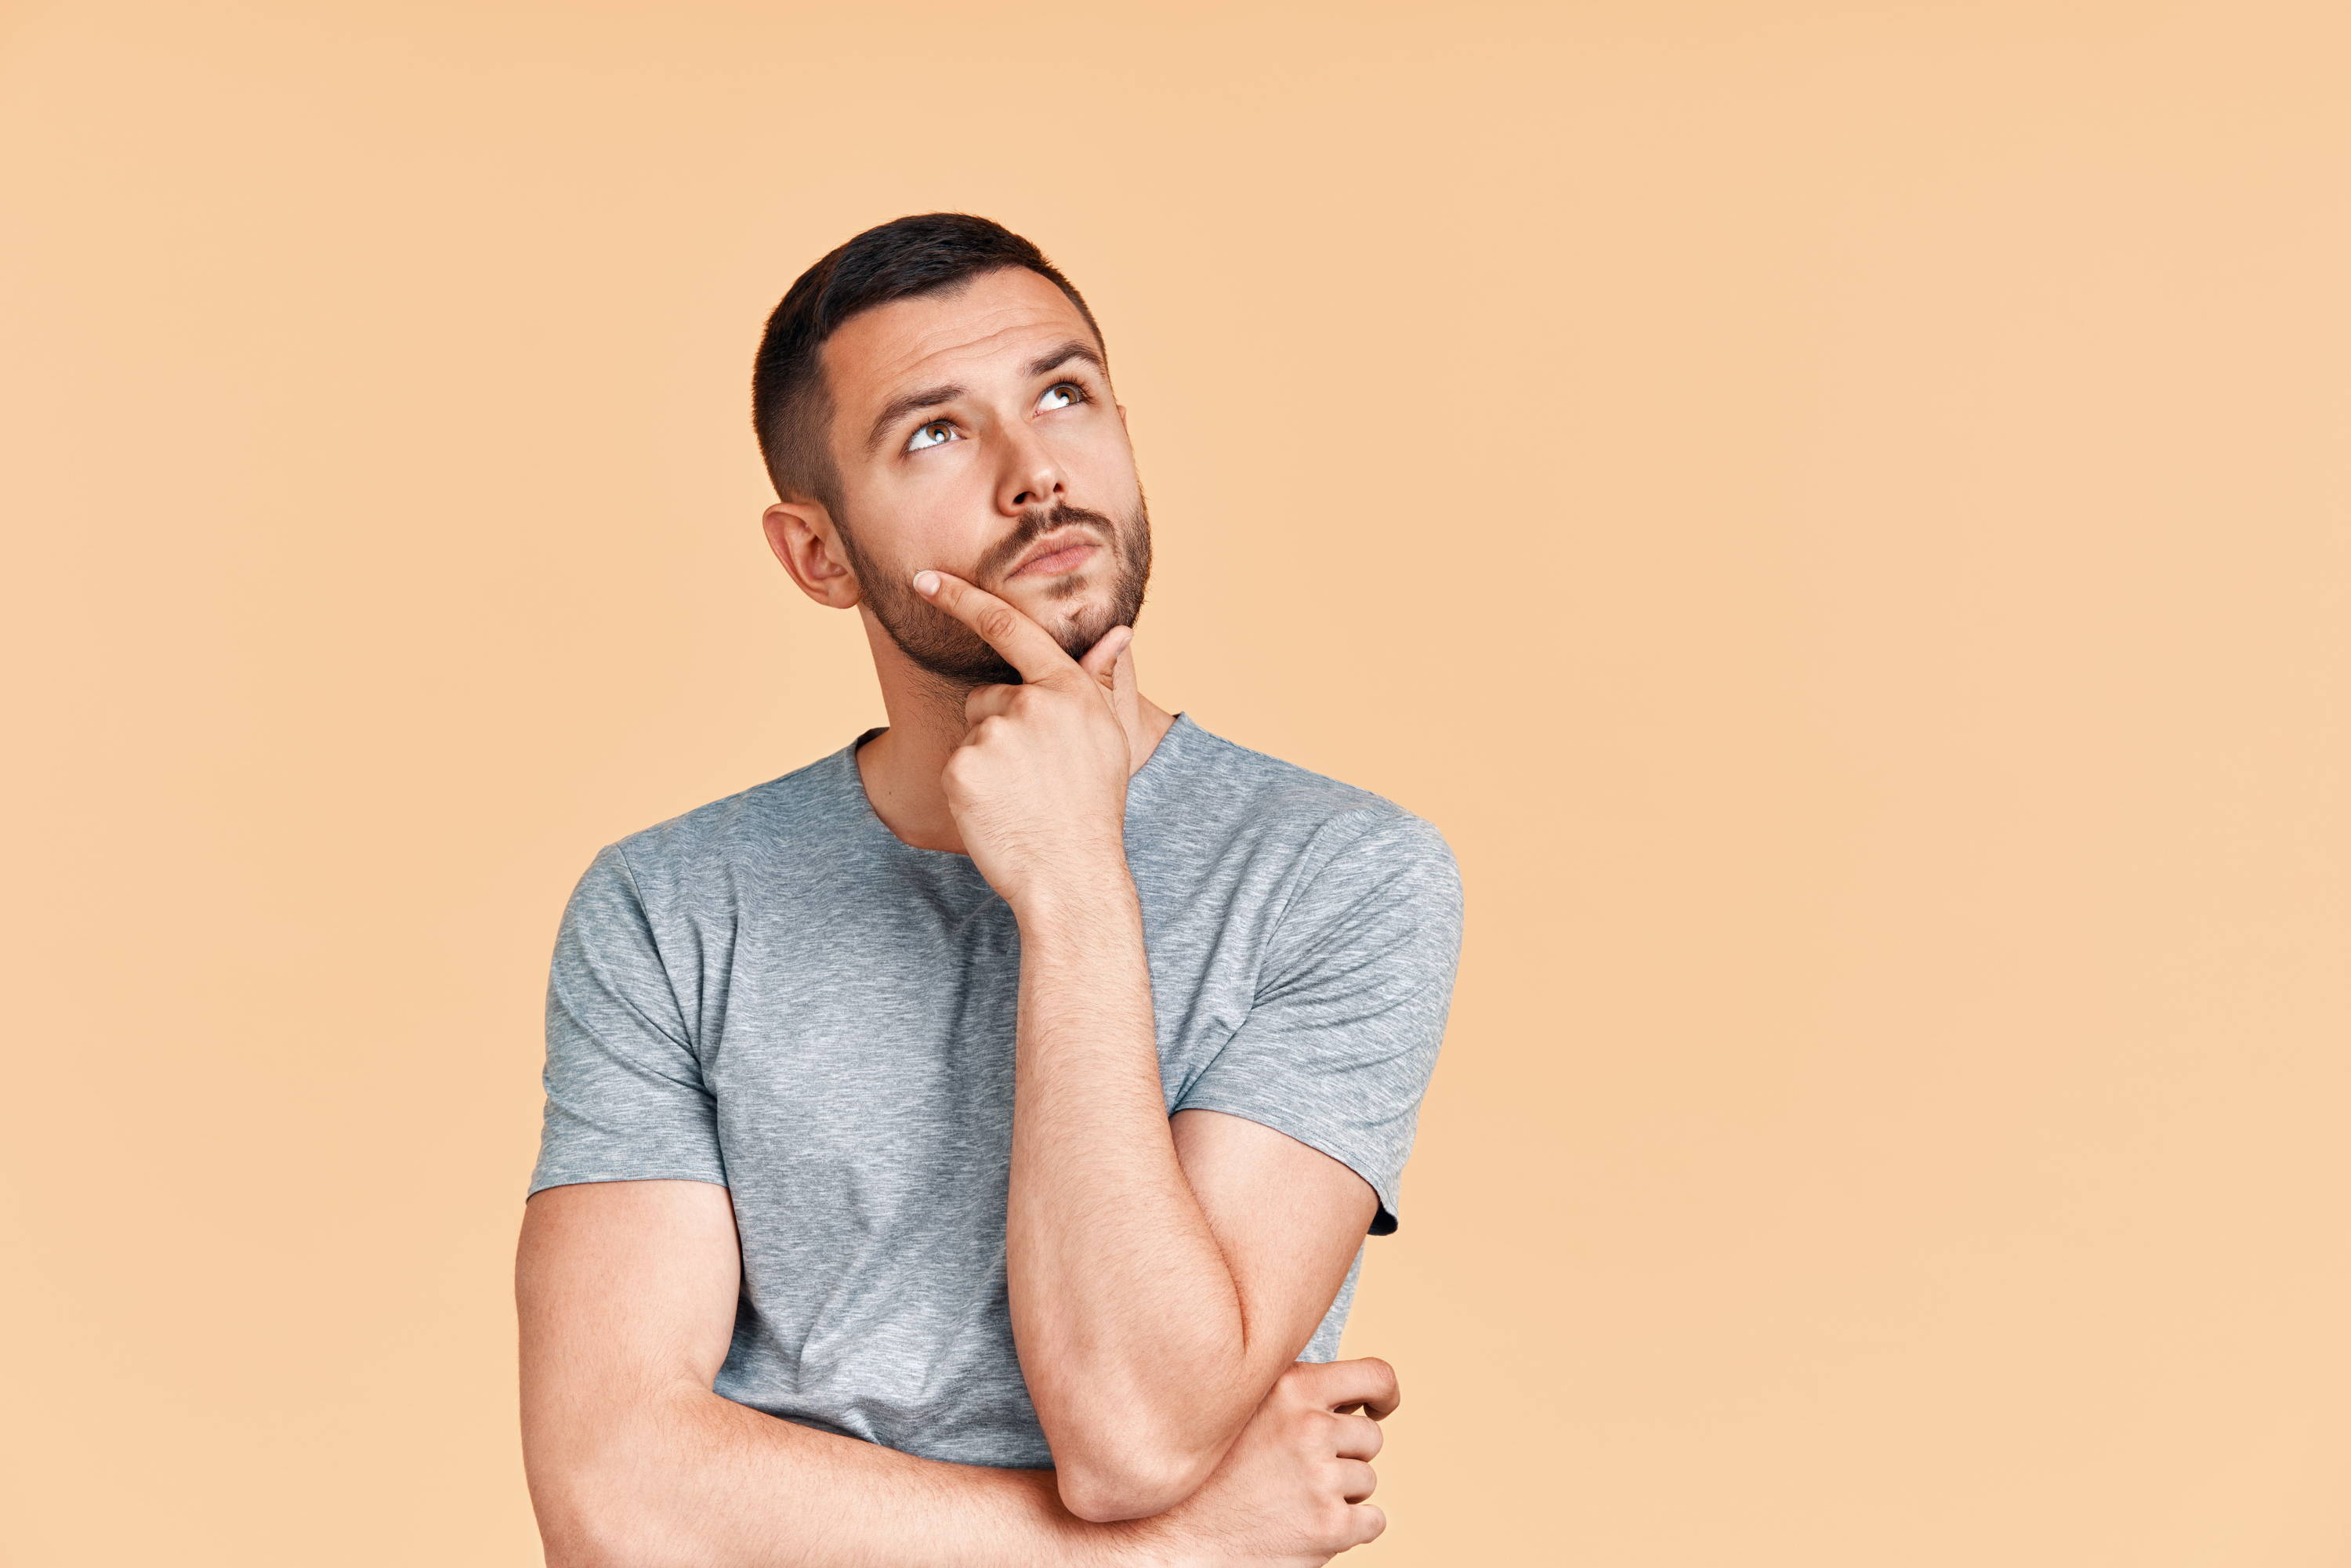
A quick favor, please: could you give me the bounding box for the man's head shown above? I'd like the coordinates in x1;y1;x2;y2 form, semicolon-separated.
753;213;1152;688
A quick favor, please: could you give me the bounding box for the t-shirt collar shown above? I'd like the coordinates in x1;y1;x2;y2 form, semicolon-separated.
840;709;1198;864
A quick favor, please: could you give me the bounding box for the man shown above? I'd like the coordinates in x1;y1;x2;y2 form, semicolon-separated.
516;212;1465;1566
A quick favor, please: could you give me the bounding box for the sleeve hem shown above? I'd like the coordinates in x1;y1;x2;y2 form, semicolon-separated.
525;1170;730;1200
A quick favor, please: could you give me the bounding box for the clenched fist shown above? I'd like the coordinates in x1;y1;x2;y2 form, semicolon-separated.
1119;1357;1399;1566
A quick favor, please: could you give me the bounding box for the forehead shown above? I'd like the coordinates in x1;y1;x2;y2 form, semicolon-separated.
820;266;1100;411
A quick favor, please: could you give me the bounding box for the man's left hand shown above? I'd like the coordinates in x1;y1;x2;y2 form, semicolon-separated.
911;567;1139;915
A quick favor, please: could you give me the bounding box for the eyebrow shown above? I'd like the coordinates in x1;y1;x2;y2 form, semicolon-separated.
1026;339;1107;380
862;339;1110;455
865;381;965;456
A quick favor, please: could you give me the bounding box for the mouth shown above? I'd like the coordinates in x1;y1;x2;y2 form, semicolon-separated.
1008;529;1100;579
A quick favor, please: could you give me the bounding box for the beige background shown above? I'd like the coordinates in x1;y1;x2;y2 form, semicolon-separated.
4;1;2346;1563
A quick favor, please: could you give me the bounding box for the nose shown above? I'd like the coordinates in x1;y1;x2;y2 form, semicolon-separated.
995;422;1067;516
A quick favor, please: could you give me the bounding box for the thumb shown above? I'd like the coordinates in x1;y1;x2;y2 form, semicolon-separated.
1106;628;1143;761
1110;625;1138;715
1079;625;1132;694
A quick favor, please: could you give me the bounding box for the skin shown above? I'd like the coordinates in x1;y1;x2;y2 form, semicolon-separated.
517;265;1402;1565
763;263;1171;845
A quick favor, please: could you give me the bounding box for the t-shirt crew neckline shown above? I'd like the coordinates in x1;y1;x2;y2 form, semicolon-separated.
838;709;1201;867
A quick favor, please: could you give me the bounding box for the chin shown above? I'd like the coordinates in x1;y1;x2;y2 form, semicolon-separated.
1005;574;1106;617
1021;588;1118;650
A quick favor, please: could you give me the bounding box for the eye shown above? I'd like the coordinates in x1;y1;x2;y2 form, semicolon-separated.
1038;381;1088;412
906;418;959;452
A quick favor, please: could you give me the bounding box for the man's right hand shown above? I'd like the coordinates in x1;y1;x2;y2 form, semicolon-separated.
1115;1356;1400;1566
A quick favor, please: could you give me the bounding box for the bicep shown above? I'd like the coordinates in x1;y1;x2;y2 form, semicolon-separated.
1171;1107;1379;1379
516;1178;741;1473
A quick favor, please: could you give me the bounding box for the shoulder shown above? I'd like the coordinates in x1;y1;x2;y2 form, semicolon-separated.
592;745;852;900
1172;717;1462;907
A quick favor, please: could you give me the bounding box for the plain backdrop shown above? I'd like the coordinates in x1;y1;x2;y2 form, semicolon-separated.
4;2;2347;1563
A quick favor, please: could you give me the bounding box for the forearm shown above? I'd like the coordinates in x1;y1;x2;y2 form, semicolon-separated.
1005;870;1258;1514
545;1382;1155;1568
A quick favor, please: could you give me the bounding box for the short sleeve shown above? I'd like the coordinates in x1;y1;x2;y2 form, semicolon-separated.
525;842;729;1198
1171;809;1465;1236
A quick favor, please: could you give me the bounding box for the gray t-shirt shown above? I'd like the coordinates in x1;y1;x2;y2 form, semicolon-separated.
526;710;1464;1468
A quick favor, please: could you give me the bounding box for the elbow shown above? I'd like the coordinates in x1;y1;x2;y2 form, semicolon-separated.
1058;1464;1201;1525
533;1487;644;1568
540;1472;706;1568
1037;1363;1255;1521
533;1460;672;1568
1054;1442;1222;1524
527;1417;692;1568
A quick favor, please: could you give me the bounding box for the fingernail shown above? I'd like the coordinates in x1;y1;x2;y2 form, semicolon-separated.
913;570;939;595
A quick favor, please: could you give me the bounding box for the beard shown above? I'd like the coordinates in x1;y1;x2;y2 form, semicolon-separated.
838;492;1154;687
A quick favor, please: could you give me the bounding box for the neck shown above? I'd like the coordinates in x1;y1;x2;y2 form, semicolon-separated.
853;620;1176;856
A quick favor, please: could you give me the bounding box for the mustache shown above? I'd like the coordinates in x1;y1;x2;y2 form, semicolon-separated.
980;502;1121;583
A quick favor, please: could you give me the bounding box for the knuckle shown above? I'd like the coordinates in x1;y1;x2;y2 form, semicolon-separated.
1328;1456;1377;1505
976;607;1019;643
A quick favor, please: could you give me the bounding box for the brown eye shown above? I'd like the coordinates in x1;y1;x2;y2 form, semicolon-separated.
1039;382;1082;411
907;419;958;452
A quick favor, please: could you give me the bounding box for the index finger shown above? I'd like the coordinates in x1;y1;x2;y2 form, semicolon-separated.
912;568;1083;687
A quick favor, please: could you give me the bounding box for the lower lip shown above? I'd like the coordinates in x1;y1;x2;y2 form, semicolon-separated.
1014;541;1097;578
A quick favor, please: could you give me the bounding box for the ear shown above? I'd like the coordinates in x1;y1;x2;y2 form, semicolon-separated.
763;498;860;609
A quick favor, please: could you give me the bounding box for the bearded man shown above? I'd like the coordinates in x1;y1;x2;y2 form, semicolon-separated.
516;212;1465;1567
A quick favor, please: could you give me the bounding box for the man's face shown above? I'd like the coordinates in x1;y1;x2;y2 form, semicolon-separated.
815;265;1152;686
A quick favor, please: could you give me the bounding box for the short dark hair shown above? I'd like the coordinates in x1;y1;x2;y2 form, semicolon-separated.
751;212;1107;509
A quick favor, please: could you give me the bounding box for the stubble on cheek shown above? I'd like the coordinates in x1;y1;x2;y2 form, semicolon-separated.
835;494;1153;684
